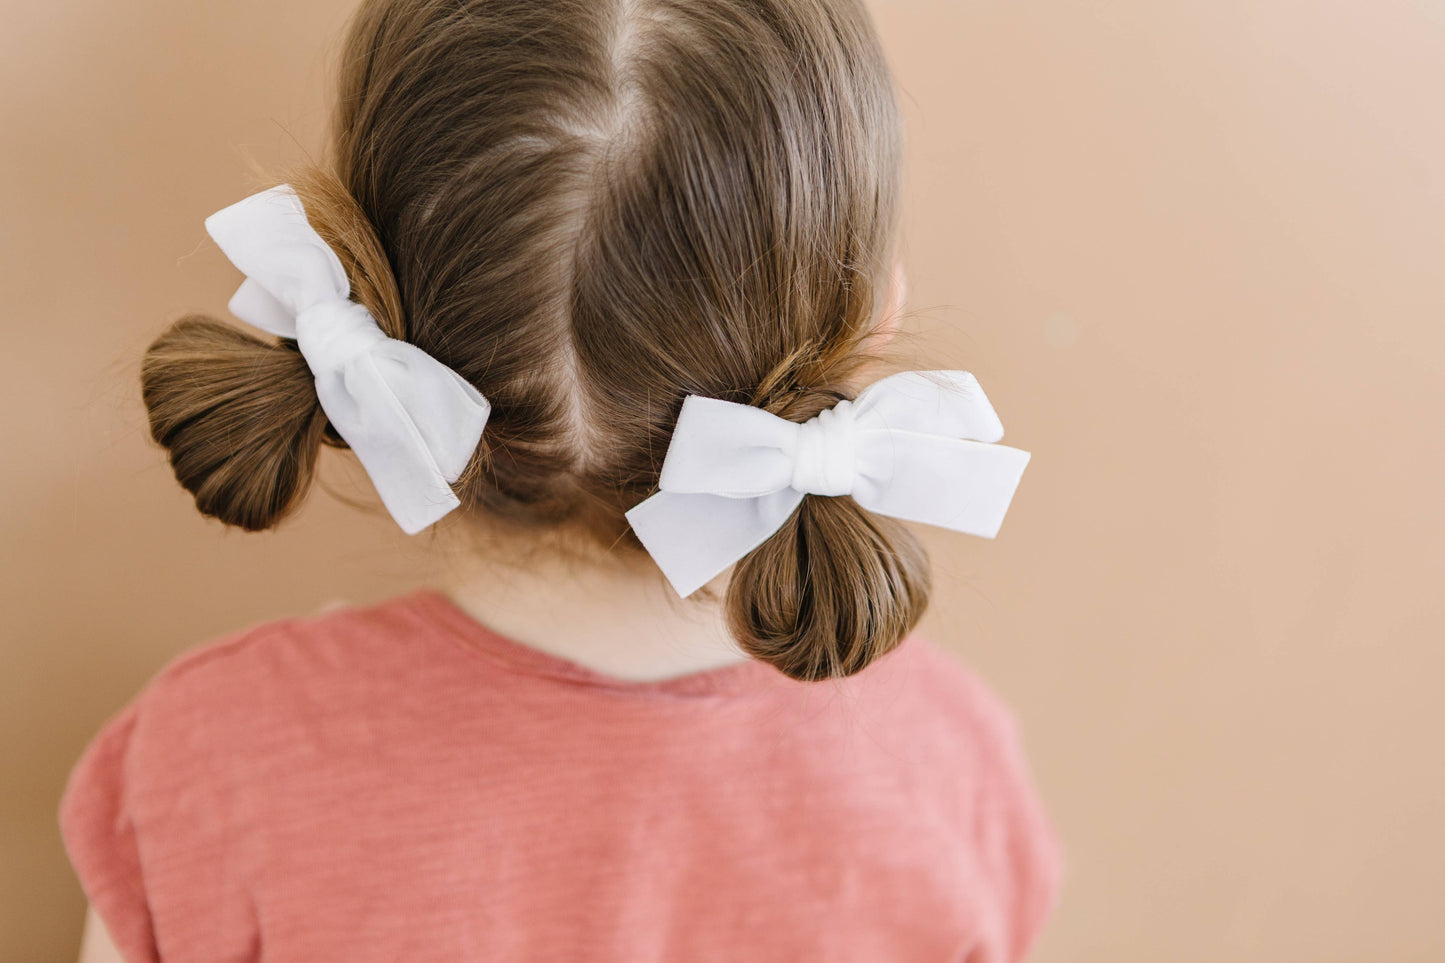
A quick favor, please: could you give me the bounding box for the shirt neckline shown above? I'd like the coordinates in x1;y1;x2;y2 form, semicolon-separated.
404;588;786;699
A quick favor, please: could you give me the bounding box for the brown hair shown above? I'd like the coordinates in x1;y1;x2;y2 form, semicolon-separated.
142;0;929;681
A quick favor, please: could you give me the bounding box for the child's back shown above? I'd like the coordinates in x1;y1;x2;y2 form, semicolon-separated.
62;0;1061;957
63;592;1059;961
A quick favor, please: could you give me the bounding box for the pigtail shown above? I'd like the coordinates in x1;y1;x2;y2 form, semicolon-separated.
142;317;328;531
142;168;408;530
726;496;931;681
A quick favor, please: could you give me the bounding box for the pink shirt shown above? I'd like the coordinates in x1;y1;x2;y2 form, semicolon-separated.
60;590;1062;961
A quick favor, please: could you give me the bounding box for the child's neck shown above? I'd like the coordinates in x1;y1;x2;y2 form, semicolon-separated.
433;523;749;683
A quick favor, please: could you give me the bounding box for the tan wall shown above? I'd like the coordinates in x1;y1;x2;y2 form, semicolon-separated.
3;1;1442;959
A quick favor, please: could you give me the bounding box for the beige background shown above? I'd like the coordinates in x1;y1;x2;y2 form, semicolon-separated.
3;0;1443;959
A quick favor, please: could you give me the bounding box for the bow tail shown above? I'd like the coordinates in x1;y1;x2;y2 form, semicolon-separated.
316;349;489;536
625;489;806;597
855;434;1031;538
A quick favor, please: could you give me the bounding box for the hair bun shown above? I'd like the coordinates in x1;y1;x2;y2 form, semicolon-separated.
141;315;328;531
724;494;931;681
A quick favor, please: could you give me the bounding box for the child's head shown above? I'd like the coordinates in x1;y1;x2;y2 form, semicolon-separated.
142;0;926;680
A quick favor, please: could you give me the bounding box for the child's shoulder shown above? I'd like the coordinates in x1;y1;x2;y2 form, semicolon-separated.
893;635;1065;939
58;593;448;958
62;594;452;828
90;593;455;769
896;634;1031;752
130;594;420;709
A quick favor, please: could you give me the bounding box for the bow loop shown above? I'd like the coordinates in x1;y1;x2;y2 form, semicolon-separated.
655;396;799;498
205;184;491;534
627;370;1031;597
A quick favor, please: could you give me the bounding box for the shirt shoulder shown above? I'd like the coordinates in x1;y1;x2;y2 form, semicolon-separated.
135;594;435;704
112;593;471;751
892;635;1067;959
57;594;448;961
900;635;1030;751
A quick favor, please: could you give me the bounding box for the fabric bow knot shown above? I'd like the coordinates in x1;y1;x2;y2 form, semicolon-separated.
790;402;859;496
626;370;1032;597
205;185;491;534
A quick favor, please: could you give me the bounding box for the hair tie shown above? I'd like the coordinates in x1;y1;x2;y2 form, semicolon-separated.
625;370;1031;597
205;185;491;534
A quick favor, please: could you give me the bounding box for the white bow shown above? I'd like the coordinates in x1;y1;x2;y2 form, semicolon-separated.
205;185;491;534
625;371;1031;597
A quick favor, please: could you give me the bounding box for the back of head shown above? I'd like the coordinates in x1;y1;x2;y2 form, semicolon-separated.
142;0;929;681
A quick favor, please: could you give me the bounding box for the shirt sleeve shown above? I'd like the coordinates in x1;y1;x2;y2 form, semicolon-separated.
59;700;160;963
974;698;1066;962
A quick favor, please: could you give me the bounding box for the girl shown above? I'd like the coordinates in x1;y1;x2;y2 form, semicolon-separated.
60;0;1062;959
